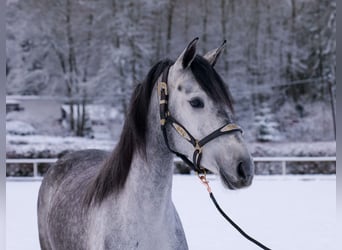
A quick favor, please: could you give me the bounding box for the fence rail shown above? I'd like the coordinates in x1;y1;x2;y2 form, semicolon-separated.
6;158;57;180
251;156;336;175
6;156;336;180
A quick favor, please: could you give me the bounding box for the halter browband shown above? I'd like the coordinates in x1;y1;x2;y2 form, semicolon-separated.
158;66;243;174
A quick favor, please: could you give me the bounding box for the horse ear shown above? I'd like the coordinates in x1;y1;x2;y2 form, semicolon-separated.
175;37;199;69
203;40;227;67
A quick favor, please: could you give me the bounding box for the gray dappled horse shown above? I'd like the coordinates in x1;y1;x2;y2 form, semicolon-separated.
38;38;254;250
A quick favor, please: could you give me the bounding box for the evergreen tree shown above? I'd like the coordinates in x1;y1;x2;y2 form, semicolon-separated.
254;103;281;142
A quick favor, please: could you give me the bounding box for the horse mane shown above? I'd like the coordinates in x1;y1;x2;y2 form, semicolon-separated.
84;59;174;206
84;56;234;207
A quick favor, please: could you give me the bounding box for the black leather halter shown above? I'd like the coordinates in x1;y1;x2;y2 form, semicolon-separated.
158;66;243;174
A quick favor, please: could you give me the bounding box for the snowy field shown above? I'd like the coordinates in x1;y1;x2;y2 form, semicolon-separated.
6;175;336;250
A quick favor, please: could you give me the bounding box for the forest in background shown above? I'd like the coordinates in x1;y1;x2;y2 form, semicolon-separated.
6;0;336;142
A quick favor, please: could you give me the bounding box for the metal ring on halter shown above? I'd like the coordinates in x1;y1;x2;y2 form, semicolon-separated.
197;170;211;193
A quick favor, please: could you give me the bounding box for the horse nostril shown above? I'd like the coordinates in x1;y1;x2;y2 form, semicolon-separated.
237;162;247;180
236;159;254;186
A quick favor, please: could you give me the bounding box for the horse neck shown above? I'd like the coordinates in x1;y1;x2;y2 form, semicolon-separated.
121;82;174;213
87;79;186;249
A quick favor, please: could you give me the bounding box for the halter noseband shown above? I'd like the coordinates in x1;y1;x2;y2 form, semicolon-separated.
158;66;243;174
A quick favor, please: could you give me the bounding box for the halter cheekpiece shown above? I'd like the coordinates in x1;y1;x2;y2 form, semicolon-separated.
158;65;243;174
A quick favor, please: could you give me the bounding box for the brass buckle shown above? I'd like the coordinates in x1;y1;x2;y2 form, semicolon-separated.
173;123;191;142
158;82;168;96
220;123;243;133
160;119;166;125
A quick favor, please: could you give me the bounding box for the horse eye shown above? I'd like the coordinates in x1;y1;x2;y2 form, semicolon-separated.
189;98;204;108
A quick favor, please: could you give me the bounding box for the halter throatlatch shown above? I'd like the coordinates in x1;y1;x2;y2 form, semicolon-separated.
158;66;243;174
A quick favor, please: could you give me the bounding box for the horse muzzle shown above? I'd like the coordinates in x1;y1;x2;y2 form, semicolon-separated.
219;157;254;189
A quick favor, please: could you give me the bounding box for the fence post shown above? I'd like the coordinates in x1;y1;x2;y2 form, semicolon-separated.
281;161;286;175
33;162;38;178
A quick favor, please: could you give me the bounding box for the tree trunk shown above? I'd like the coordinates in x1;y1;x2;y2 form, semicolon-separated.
66;0;77;133
82;13;93;83
69;102;74;132
80;92;87;137
220;0;228;72
247;0;262;124
184;0;189;42
288;0;296;82
166;0;176;53
156;11;162;60
76;103;81;136
201;0;209;53
119;60;128;116
328;79;336;139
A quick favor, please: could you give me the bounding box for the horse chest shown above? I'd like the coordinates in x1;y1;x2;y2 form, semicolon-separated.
88;203;188;250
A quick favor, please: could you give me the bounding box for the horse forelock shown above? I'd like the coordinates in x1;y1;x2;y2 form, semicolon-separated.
190;55;234;112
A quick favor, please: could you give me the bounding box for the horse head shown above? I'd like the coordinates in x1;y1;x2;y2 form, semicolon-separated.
164;38;254;189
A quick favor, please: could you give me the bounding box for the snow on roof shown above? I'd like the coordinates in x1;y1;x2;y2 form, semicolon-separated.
6;120;36;136
6;99;21;105
6;134;116;158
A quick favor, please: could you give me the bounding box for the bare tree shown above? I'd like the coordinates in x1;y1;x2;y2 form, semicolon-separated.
166;0;176;53
6;0;336;141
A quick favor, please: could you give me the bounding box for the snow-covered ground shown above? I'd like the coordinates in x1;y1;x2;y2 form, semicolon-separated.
6;175;336;250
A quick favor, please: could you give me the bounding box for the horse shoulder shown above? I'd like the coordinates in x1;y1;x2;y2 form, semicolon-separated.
38;149;110;249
